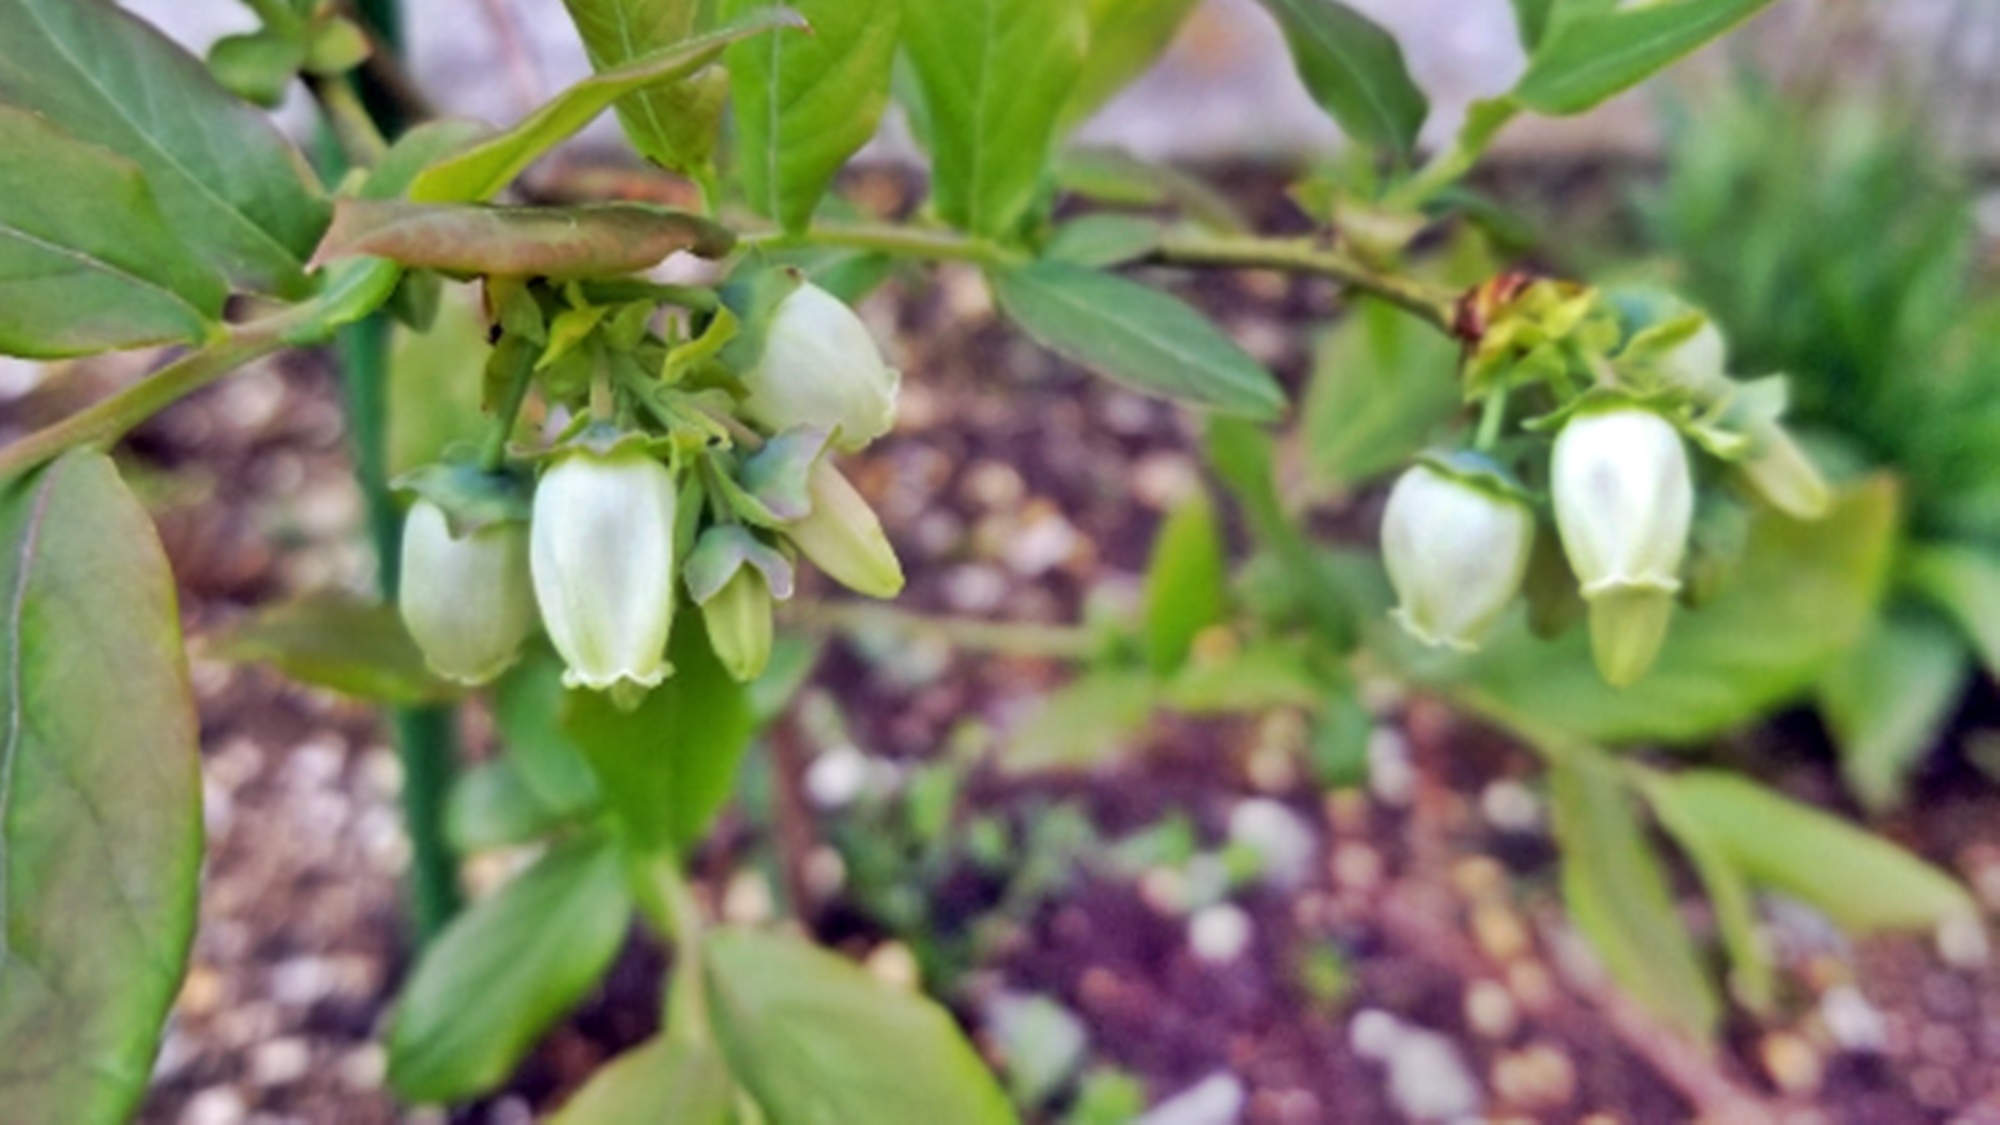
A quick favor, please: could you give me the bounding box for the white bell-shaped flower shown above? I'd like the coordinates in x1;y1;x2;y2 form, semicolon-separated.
1382;463;1534;652
398;500;536;685
741;282;900;451
1552;406;1694;685
530;444;680;698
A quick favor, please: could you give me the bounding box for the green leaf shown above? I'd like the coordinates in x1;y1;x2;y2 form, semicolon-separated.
1164;645;1325;715
387;838;633;1103
0;107;226;358
410;8;805;203
0;452;203;1125
1507;0;1616;51
705;929;1019;1125
0;0;329;296
445;760;581;853
1547;747;1719;1038
1512;0;1781;116
1300;297;1463;491
362;119;499;202
1648;770;1976;933
1903;543;2000;679
1061;0;1202;129
388;283;491;477
728;0;900;232
565;617;756;853
1255;0;1428;156
1052;148;1250;234
206;595;459;706
993;260;1285;419
1205;417;1360;650
1142;493;1226;674
493;647;606;814
549;1037;734;1125
1041;214;1164;269
1003;670;1158;773
562;0;732;178
903;0;1088;239
1442;478;1898;745
311;200;734;279
1639;771;1774;1014
1818;608;1968;813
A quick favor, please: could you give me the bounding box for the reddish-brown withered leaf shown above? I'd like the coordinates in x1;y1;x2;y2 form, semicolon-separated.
309;199;735;279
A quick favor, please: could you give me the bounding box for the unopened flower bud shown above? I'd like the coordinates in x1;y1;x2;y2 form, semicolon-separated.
702;567;774;683
398;500;536;685
1552;407;1694;685
785;461;903;598
1655;318;1731;401
742;282;900;451
1740;421;1831;520
1381;462;1534;652
530;444;680;700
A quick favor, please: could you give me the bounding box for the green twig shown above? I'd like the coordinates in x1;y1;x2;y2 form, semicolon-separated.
632;850;713;1045
1148;233;1460;333
306;73;389;169
0;309;317;482
744;222;1014;266
789;601;1103;661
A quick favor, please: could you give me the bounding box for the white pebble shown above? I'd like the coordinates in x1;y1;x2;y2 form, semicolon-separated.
1367;727;1415;807
1229;799;1318;890
804;745;869;809
1137;1073;1245;1125
1189;904;1253;964
1820;985;1887;1054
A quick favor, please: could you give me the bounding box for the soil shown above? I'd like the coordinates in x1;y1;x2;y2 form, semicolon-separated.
25;166;1990;1125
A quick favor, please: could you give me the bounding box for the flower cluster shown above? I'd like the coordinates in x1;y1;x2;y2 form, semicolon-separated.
1383;283;1831;686
396;279;903;706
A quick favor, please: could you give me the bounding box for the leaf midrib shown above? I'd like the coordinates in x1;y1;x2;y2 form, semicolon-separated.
21;0;301;278
0;217;206;324
0;459;64;962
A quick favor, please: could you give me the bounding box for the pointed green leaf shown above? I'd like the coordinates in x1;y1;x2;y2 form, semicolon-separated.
206;595;458;706
1819;608;1967;813
993;260;1285;419
492;648;605;814
410;8;805;203
1061;0;1202;129
1639;771;1774;1014
0;452;204;1125
728;0;898;232
1548;748;1719;1038
564;617;755;854
561;0;730;178
1042;213;1164;269
445;760;581;853
311;199;734;278
705;929;1019;1125
1004;670;1158;774
1650;770;1975;934
904;0;1088;239
0;107;226;357
1903;543;2000;679
1301;297;1463;490
0;0;329;296
1513;0;1781;115
387;838;634;1102
549;1037;733;1125
1255;0;1428;156
1142;493;1226;675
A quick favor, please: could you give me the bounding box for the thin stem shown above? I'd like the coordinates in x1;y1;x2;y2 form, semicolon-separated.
744;222;1014;267
789;601;1103;661
1475;390;1507;452
633;850;712;1045
1389;99;1522;211
479;343;536;472
307;73;390;169
0;309;316;482
1149;233;1460;332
